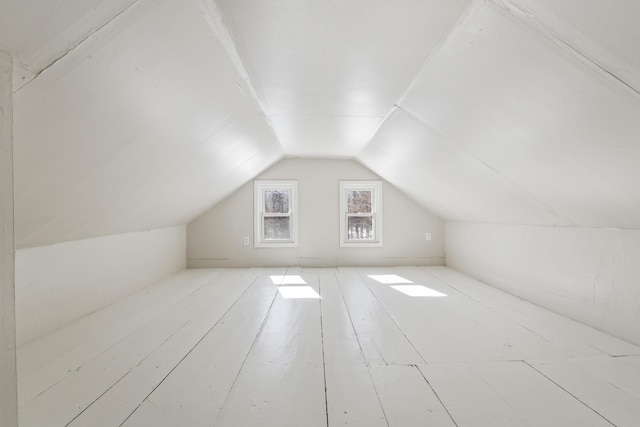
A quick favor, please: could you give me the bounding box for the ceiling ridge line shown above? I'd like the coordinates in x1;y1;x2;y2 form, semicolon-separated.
396;106;578;228
13;0;146;95
488;0;640;101
355;0;485;160
198;0;283;151
393;0;486;110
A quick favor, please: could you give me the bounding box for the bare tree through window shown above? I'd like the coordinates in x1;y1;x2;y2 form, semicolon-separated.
263;189;291;240
255;181;298;247
340;181;383;247
347;190;373;239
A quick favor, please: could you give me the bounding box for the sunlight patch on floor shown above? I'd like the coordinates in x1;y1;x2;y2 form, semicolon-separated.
278;286;321;299
391;285;447;297
368;274;413;284
271;275;307;285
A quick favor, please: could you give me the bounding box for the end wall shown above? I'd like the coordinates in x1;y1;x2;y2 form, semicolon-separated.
15;226;186;345
446;222;640;345
188;158;444;267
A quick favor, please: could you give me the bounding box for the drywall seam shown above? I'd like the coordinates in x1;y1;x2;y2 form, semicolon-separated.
490;0;640;99
15;0;144;92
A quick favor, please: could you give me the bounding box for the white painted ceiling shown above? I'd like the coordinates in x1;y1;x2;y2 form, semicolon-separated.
2;0;639;248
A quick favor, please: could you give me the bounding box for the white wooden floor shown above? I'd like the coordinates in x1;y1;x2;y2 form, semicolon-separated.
17;266;640;427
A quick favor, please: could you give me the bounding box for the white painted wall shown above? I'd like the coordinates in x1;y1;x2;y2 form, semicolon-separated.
0;49;18;427
216;0;471;158
188;158;444;268
359;2;640;230
15;226;186;345
12;0;283;249
446;222;640;345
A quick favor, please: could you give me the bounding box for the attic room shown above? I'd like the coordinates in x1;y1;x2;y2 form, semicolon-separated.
1;0;640;425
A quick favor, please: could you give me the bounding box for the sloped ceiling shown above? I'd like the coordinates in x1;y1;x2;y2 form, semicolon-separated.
360;0;640;229
1;0;639;248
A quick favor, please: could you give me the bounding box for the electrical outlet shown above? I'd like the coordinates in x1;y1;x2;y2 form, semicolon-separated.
243;236;250;246
425;232;432;241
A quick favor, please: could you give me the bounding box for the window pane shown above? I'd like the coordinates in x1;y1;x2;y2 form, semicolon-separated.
264;216;291;240
264;190;290;213
347;216;374;240
347;190;372;214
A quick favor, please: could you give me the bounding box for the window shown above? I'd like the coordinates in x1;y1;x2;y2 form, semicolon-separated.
339;181;383;247
254;180;298;247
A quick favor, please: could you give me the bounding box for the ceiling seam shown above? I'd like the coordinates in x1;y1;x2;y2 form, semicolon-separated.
395;105;577;227
13;0;145;95
355;0;485;160
198;0;284;154
490;0;640;100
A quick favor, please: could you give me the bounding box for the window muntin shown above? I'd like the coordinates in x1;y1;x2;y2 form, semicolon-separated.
340;181;383;247
255;181;298;247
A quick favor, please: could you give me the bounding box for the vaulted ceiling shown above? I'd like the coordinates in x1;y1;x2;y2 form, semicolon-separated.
2;0;639;248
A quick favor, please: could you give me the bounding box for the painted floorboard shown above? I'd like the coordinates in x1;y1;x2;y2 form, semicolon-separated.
18;269;222;379
67;270;264;426
211;273;327;427
528;358;640;426
18;269;223;405
319;273;387;427
336;268;423;366
426;267;640;357
369;365;456;427
417;269;580;361
120;272;279;426
123;276;276;427
19;270;250;427
358;270;482;362
16;266;640;426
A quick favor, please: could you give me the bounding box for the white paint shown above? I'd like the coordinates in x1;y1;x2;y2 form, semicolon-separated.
121;272;277;427
368;274;414;284
370;365;456;426
529;358;640;426
278;286;320;299
0;0;137;75
337;269;424;366
319;274;387;426
419;361;613;426
18;267;640;425
187;158;445;267
358;109;570;226
3;0;640;248
0;49;18;427
360;1;640;229
504;0;640;93
446;222;640;345
270;275;306;285
15;226;186;345
13;0;282;248
212;274;325;427
19;269;257;427
391;285;447;297
3;0;640;363
216;0;471;157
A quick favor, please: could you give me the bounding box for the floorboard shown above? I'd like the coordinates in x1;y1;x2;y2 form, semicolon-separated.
17;266;640;426
122;271;279;426
211;272;326;427
319;273;387;427
369;365;456;427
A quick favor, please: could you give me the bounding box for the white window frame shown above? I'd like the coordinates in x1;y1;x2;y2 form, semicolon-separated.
339;181;383;247
254;180;298;248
